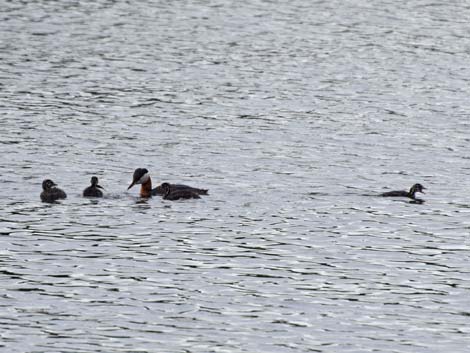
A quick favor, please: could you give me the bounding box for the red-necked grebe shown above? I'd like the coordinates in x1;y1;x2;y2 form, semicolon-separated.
127;168;208;198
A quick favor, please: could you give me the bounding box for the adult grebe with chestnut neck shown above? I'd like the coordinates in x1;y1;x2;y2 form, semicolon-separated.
127;168;208;198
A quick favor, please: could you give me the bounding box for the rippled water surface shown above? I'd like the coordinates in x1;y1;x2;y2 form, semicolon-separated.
2;1;470;352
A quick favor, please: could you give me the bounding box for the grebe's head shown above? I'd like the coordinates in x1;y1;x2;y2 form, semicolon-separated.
127;168;150;190
91;176;104;189
42;179;57;191
411;183;426;194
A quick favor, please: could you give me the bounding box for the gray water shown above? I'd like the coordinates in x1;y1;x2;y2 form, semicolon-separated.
2;1;470;352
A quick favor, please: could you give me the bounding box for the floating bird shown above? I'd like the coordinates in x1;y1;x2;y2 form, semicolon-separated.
160;182;201;200
40;179;67;203
83;176;104;197
381;183;426;200
127;168;208;198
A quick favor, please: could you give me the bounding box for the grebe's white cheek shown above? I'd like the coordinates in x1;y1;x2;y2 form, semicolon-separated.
139;173;150;184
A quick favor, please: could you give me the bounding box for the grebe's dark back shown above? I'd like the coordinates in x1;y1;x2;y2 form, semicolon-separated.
160;182;201;200
40;179;67;203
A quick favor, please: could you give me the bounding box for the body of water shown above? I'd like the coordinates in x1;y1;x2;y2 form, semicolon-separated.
2;1;470;352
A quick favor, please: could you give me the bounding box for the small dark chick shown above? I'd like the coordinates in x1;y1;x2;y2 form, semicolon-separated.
40;179;67;203
161;182;201;201
381;183;426;200
83;176;104;197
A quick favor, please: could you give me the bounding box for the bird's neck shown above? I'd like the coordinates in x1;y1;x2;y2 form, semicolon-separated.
140;177;152;198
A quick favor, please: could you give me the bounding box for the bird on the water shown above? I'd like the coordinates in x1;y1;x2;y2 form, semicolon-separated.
381;183;426;200
160;182;201;201
127;168;208;198
83;176;104;197
40;179;67;203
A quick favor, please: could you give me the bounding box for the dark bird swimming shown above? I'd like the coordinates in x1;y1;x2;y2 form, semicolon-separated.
160;182;201;200
127;168;208;198
40;179;67;203
83;176;104;197
381;183;426;200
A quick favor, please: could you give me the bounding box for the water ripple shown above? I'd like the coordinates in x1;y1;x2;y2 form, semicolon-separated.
2;0;470;352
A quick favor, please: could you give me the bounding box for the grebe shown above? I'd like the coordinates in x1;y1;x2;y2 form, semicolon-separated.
160;182;201;200
381;183;426;200
127;168;208;198
83;176;104;197
40;179;67;203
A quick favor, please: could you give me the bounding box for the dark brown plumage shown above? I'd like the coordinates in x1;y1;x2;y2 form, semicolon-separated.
83;176;104;197
40;179;67;203
161;182;201;201
381;183;426;199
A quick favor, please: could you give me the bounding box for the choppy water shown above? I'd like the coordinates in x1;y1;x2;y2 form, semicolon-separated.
2;1;470;352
